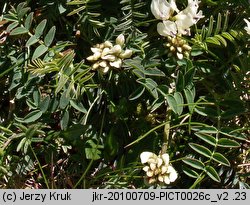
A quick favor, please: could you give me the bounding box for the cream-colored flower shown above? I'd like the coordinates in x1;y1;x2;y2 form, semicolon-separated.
167;165;178;182
151;0;203;37
151;0;179;20
174;0;204;36
110;58;122;68
244;19;250;35
87;34;132;73
119;49;133;59
157;20;177;37
140;151;178;185
116;34;125;46
140;151;157;163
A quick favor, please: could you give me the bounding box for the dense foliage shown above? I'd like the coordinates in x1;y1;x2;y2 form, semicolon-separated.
0;0;249;188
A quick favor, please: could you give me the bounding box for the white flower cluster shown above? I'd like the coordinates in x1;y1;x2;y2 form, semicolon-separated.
140;151;178;185
87;34;133;74
151;0;204;37
244;19;250;35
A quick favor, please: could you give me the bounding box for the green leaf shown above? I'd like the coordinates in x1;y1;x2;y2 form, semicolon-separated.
85;147;101;160
18;7;30;20
206;37;221;46
55;74;69;95
23;110;43;123
191;126;218;134
221;32;235;43
17;138;26;152
217;138;240;148
24;12;34;30
174;92;184;115
0;126;13;135
184;68;196;86
194;132;216;146
59;91;70;109
15;111;40;124
214;13;222;35
166;94;178;114
26;35;39;47
35;19;47;38
70;100;87;113
176;71;184;92
144;67;165;77
212;152;230;166
214;35;227;47
195;107;218;117
184;88;195;112
39;96;50;113
9;27;28;36
44;26;56;47
138;78;158;99
189;143;212;158
6;22;19;33
205;166;221;182
182;158;205;170
129;86;145;100
32;44;48;60
157;85;168;97
182;166;199;179
182;166;199;178
60;110;69;130
206;15;214;37
219;128;247;140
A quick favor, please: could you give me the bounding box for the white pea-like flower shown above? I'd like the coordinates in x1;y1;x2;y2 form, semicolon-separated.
151;0;179;20
157;20;178;37
244;19;250;35
151;0;203;37
140;151;178;185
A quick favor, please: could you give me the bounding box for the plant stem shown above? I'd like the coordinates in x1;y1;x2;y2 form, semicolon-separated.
30;144;50;189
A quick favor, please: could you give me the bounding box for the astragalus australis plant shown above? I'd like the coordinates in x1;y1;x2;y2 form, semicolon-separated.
0;0;249;188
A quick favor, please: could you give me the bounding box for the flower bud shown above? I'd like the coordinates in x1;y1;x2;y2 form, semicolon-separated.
104;41;113;48
101;55;116;61
148;178;156;184
116;34;125;46
109;45;122;55
101;48;110;57
182;44;192;51
170;46;175;52
150;163;156;170
92;62;100;70
91;47;102;53
119;49;133;59
99;61;107;68
110;58;122;68
99;43;105;49
146;170;154;177
177;47;182;53
166;43;171;47
87;55;95;61
158;175;164;182
176;52;183;60
102;66;110;73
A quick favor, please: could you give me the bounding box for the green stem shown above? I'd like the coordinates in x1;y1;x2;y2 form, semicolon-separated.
190;173;205;189
30;144;50;189
73;159;94;188
125;119;211;148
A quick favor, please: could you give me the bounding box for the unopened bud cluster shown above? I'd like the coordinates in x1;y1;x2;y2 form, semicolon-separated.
165;35;192;60
87;34;133;74
140;152;178;185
